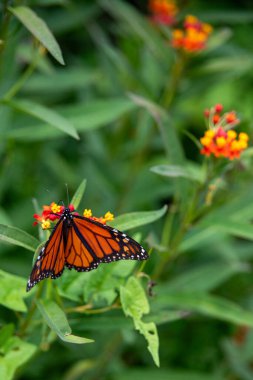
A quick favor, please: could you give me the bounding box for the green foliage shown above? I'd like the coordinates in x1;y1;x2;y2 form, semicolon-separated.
1;0;253;379
0;332;36;380
0;270;27;312
9;6;64;64
36;300;93;344
120;276;159;366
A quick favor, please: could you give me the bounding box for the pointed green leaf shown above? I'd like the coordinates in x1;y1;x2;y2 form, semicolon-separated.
0;224;39;251
4;98;136;141
71;179;87;209
0;270;27;312
151;164;205;183
110;205;167;231
9;6;64;64
6;99;79;140
36;299;93;344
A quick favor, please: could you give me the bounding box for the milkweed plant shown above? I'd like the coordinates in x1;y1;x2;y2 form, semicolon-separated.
0;1;253;379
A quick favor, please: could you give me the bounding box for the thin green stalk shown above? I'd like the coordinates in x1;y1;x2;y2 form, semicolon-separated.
18;283;44;337
161;52;187;109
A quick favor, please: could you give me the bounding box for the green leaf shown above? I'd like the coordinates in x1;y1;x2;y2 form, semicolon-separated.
4;98;136;141
36;299;93;344
83;261;137;307
110;205;167;231
9;6;64;65
151;164;205;183
71;179;87;210
135;320;159;367
163;262;246;293
0;224;39;251
120;277;159;366
209;221;253;242
0;325;15;347
120;277;149;319
6;99;79;140
0;270;27;312
0;335;36;380
157;292;253;327
83;266;120;307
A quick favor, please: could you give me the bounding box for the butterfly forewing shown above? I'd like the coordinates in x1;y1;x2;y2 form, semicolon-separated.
70;216;148;265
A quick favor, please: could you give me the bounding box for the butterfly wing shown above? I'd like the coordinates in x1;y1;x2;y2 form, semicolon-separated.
64;215;148;271
27;218;66;292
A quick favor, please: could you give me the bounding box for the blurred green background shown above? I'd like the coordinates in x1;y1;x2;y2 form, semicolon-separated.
2;0;253;379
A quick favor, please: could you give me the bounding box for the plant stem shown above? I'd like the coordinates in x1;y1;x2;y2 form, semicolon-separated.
161;52;187;109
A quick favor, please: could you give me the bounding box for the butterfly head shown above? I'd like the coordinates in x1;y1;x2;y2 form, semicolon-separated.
62;207;73;219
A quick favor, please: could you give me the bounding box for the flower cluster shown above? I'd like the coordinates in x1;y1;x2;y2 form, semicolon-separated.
33;202;114;229
171;15;212;52
200;104;249;160
83;209;114;225
149;0;178;26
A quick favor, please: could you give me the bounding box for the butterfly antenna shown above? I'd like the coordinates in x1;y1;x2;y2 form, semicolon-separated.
65;183;70;206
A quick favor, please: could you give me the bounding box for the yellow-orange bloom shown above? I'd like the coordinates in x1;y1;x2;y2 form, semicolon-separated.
171;15;212;53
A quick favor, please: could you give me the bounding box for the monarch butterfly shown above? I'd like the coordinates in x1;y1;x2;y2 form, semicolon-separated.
27;207;148;291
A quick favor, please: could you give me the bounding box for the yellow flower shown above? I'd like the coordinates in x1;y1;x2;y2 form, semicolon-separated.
205;130;215;138
239;132;249;142
104;211;114;222
41;220;51;230
227;130;237;140
83;209;92;218
216;137;226;148
51;202;61;214
200;136;212;146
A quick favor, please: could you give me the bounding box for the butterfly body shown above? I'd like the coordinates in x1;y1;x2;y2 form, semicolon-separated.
27;207;148;292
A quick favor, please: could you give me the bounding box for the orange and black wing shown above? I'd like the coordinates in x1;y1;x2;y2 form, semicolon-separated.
27;219;66;292
64;215;148;271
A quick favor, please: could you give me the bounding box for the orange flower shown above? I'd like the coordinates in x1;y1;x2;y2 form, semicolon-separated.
171;15;212;53
200;104;249;160
149;0;178;26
